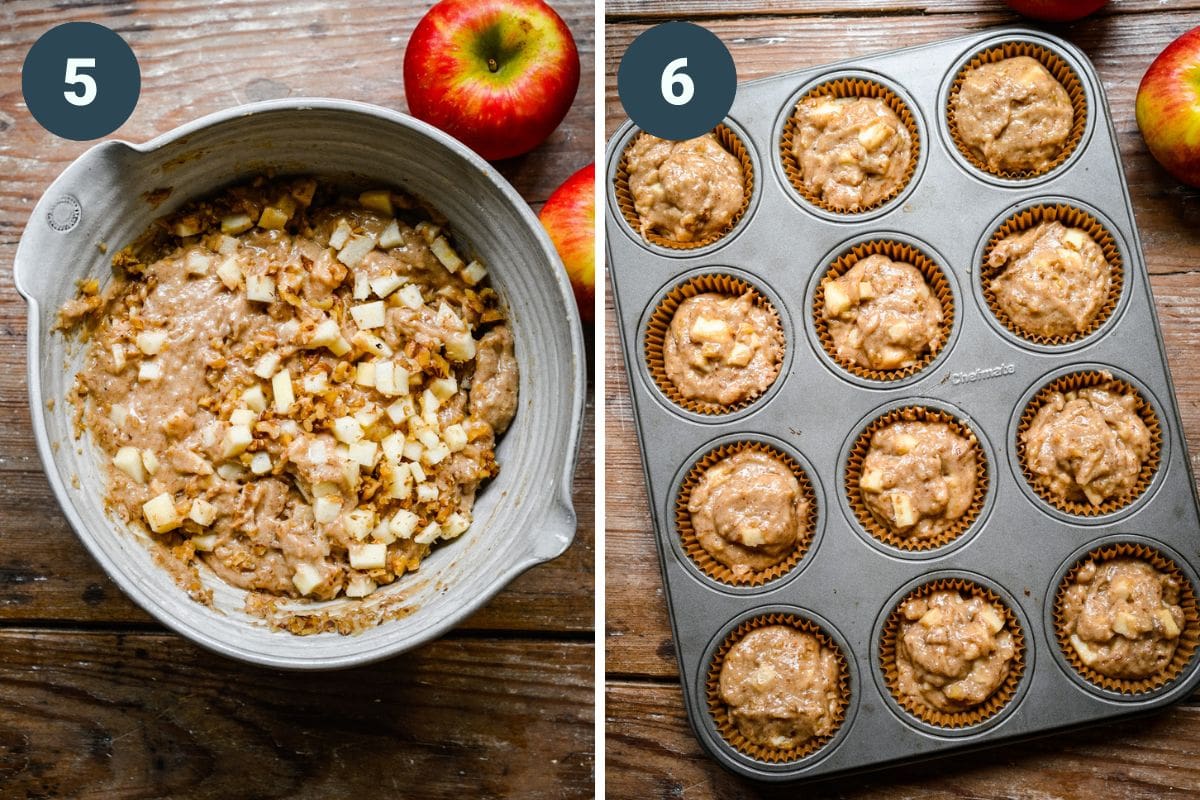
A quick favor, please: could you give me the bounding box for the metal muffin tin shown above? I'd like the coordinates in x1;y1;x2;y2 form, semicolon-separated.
605;28;1200;782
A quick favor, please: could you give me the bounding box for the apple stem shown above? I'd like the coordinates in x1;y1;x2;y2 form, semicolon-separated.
487;57;499;73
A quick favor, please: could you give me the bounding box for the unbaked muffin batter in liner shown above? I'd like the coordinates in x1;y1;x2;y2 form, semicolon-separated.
813;240;954;381
1053;542;1200;695
947;41;1088;180
705;612;851;763
845;406;988;551
644;273;785;415
879;578;1026;728
615;124;754;250
981;203;1123;346
1017;371;1162;517
780;77;920;214
675;441;817;587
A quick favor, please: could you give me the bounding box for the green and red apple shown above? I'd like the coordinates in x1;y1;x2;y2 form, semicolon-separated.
1137;25;1200;187
539;163;594;323
1003;0;1107;22
404;0;580;161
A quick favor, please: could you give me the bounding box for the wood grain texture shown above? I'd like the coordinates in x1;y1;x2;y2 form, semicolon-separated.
605;2;1200;794
0;1;595;795
1;631;593;799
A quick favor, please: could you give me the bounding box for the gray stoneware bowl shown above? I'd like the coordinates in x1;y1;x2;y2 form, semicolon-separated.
14;99;584;669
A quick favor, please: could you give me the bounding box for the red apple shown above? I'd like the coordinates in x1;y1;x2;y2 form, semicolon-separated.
403;0;580;161
1137;26;1200;187
1004;0;1106;22
539;163;594;323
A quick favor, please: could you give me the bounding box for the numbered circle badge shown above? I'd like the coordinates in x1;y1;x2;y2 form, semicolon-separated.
22;22;141;141
617;21;736;141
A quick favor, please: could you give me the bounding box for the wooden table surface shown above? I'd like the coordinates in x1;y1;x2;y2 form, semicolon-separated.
605;2;1200;797
0;2;594;798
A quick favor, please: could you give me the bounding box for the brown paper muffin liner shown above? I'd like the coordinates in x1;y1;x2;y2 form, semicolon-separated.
845;406;988;551
981;204;1123;346
644;274;784;415
1053;542;1200;694
675;441;817;587
813;240;953;381
706;612;850;763
780;77;920;214
615;124;753;250
947;41;1088;180
879;578;1026;728
1017;371;1162;516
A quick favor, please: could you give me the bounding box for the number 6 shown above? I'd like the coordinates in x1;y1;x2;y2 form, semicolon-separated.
661;57;694;107
64;58;97;107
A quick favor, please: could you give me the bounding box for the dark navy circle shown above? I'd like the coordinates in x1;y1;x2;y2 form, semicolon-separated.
617;21;736;141
22;22;140;141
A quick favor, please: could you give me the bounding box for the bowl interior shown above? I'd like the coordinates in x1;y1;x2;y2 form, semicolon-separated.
16;101;583;668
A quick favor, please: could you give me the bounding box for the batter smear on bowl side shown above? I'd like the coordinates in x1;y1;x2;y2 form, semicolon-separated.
57;177;517;630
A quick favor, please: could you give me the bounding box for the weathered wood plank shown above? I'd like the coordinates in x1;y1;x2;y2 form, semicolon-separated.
606;680;1200;799
606;0;1200;19
605;12;1200;274
0;631;593;800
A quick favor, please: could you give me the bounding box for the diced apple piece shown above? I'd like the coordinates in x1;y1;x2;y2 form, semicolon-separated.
444;331;476;362
354;405;381;428
422;441;450;466
113;446;146;483
307;318;341;348
349;542;387;570
417;429;441;450
858;281;875;299
216;462;245;481
414;521;441;545
250;452;272;475
345;508;375;541
358;190;393;215
191;534;218;552
216;256;242;290
1158;608;1182;639
142;492;182;533
344;574;378;598
348;440;378;468
350;301;386;329
292;563;322;596
979;606;1005;634
443;424;468;453
415;221;440;244
352;331;393;358
354;361;376;388
415;483;439;503
860;468;885;493
311;479;338;497
1114;611;1145;639
689;315;731;343
241;385;267;413
894;433;918;455
386;397;415;425
138;361;162;382
185;250;212;276
857;120;892;150
245;273;276;303
887;322;909;343
188;498;218;526
824;282;851;316
352;271;370;300
313;495;343;524
257;205;290;230
328;336;351;357
222;424;253;458
461;260;487;286
442;512;470;539
1070;634;1098;665
943;683;968;702
725;342;754;367
253;352;281;380
173;217;202;238
332;416;364;445
1062;229;1089;251
389;509;420;540
430;377;457;401
141;449;159;476
408;460;426;482
337;235;377;268
378;220;404;250
891;492;917;528
430;236;465;272
920;608;945;628
220;213;253;235
111;344;127;372
397;284;424;310
329;218;353;250
738;525;765;547
215;234;239;256
110;403;129;427
370;272;405;298
229;408;256;427
302;371;329;393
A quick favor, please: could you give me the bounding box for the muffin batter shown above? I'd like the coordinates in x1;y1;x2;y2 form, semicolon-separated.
859;421;977;541
688;450;805;575
59;177;516;614
662;292;783;407
1022;383;1151;507
790;95;912;210
988;221;1112;338
625;132;745;243
1062;558;1186;679
821;254;944;371
896;590;1016;713
719;625;842;749
952;55;1074;174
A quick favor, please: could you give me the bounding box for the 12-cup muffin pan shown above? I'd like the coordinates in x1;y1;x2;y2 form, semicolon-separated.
605;27;1200;782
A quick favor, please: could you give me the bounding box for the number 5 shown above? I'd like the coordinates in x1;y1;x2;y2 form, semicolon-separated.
64;58;97;107
661;57;695;107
